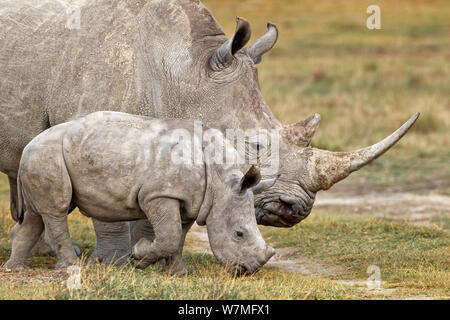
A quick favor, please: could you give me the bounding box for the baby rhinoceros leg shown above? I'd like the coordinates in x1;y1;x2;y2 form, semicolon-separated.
130;198;183;271
41;213;79;269
3;210;44;270
130;218;194;275
16;143;79;269
162;221;195;276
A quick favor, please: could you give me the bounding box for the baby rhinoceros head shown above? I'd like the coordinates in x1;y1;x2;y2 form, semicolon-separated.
204;165;277;276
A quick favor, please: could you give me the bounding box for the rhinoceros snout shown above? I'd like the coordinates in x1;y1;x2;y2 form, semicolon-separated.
265;246;276;261
256;198;313;227
246;245;275;273
231;246;275;276
257;245;275;266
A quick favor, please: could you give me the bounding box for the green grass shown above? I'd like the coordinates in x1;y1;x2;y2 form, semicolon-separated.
261;213;450;296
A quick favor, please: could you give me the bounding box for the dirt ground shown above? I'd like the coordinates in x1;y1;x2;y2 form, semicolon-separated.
315;175;450;226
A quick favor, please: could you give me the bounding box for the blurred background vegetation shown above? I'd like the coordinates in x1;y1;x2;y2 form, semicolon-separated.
204;0;449;186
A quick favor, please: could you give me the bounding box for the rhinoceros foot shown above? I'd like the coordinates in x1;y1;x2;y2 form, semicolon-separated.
55;259;80;270
127;254;152;269
161;258;195;277
29;233;80;258
2;259;26;271
87;248;131;267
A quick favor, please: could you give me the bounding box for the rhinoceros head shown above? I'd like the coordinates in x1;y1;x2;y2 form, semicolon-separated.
254;112;420;227
141;0;419;228
200;17;420;227
197;165;276;275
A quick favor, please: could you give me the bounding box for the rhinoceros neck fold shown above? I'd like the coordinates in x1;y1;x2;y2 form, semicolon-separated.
196;162;215;227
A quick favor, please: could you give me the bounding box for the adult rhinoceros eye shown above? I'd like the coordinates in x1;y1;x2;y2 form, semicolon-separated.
250;142;265;151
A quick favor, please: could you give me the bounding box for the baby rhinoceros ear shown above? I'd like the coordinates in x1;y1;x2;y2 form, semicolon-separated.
237;165;262;194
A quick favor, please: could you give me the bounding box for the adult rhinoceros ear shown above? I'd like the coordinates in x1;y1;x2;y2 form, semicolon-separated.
246;22;278;64
209;17;251;71
236;165;262;194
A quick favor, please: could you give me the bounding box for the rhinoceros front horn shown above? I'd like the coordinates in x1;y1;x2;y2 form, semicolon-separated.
309;112;420;191
209;17;251;71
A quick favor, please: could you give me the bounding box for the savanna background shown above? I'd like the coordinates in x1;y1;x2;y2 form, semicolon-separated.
0;0;449;299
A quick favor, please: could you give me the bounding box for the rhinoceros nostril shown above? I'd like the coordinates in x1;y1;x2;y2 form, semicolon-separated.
279;199;302;216
279;196;311;217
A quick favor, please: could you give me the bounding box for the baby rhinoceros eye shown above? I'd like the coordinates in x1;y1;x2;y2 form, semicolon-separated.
233;230;245;240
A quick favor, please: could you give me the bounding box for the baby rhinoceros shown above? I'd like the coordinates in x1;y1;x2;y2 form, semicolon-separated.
4;111;276;275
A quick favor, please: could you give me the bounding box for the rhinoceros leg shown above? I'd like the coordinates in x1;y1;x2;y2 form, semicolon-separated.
3;210;44;270
130;198;182;268
87;219;131;266
128;219;155;269
9;176;55;256
8;177;20;222
130;219;194;275
162;220;195;276
8;177;80;257
29;232;55;256
130;219;155;247
41;213;79;269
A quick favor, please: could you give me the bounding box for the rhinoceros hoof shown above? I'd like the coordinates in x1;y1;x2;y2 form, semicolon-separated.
55;259;79;269
29;240;55;256
165;263;195;277
128;255;153;269
87;250;130;266
2;260;26;271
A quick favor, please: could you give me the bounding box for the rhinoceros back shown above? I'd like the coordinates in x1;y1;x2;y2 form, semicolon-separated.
0;0;148;127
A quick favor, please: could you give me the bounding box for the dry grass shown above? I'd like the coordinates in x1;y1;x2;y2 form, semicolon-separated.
0;173;449;299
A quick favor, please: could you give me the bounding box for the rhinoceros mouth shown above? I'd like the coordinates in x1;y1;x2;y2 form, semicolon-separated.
256;201;311;227
232;263;262;276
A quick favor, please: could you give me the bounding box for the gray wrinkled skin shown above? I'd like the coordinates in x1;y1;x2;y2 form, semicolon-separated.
0;0;418;263
4;112;275;274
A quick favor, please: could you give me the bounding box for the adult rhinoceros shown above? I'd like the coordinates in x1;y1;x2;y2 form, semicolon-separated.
0;0;418;264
